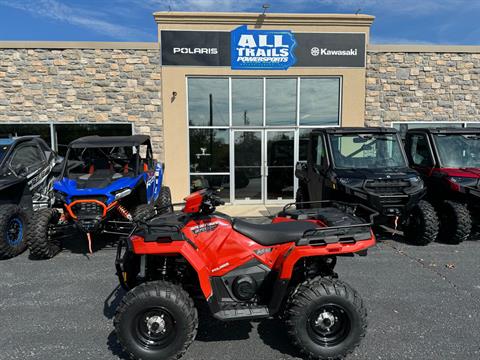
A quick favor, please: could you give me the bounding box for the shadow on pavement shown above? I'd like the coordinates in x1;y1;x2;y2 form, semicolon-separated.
257;318;301;359
104;285;125;319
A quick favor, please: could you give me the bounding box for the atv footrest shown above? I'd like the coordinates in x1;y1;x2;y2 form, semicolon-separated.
213;305;270;321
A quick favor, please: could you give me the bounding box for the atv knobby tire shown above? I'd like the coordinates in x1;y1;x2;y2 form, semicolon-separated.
0;204;29;259
28;208;61;259
404;200;439;246
157;186;172;213
114;281;198;360
439;200;472;244
285;276;367;360
132;204;156;223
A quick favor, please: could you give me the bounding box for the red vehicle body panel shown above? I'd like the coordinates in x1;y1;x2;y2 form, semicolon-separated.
130;214;376;299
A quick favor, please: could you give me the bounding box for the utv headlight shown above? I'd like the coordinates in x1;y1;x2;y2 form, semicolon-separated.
113;188;132;200
337;178;363;187
448;177;478;186
408;176;424;190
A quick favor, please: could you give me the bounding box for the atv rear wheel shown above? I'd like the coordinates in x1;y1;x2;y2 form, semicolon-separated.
285;277;367;360
132;204;156;223
403;200;439;246
0;205;29;259
157;186;172;213
438;200;472;244
28;208;61;259
114;281;198;360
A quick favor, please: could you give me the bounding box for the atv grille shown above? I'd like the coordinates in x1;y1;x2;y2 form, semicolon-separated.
71;196;108;203
364;179;411;195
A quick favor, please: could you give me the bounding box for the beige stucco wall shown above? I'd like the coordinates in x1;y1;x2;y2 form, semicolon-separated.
156;12;374;201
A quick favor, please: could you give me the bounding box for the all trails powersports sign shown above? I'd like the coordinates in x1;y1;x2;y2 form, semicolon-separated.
161;26;365;69
230;25;297;70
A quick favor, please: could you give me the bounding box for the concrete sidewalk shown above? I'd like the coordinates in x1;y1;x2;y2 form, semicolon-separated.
216;204;285;218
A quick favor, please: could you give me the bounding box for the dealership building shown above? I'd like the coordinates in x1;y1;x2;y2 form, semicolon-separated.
0;12;479;203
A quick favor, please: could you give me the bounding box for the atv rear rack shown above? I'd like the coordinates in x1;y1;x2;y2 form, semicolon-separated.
279;200;377;247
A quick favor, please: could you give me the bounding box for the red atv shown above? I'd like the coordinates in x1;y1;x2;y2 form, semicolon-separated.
405;128;480;243
114;189;377;360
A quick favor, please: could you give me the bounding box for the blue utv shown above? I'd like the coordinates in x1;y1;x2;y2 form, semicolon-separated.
28;135;171;259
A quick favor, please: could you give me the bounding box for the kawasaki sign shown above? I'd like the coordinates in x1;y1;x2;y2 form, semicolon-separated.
161;28;365;68
230;25;297;70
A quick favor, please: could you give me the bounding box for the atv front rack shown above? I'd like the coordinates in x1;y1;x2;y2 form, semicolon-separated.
279;200;377;247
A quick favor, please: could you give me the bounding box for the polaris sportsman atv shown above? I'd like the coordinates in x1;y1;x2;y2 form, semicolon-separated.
28;135;171;259
296;127;439;245
405;127;480;243
114;189;377;360
0;136;60;259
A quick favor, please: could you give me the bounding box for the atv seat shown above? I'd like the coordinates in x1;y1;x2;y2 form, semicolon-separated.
233;218;317;246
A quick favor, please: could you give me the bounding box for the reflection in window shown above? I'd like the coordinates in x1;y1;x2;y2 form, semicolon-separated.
232;78;263;126
265;78;297;126
188;78;229;126
0;124;51;146
189;129;229;173
300;78;340;126
190;174;230;201
55;124;132;156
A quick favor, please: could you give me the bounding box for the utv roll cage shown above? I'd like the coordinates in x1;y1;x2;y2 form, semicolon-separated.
60;135;154;178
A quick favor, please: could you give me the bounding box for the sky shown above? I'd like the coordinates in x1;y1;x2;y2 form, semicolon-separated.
0;0;479;44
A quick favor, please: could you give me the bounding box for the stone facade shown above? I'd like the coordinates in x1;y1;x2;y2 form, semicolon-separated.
365;51;480;127
0;47;163;155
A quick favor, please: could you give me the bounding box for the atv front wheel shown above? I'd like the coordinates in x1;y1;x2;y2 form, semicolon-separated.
0;205;29;259
285;277;367;360
403;200;439;246
157;186;172;213
28;208;61;259
114;281;198;360
438;200;472;244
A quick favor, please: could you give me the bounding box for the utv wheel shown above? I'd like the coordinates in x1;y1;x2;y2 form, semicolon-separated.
114;281;198;360
157;186;172;213
28;208;61;259
132;204;156;223
404;200;439;246
439;201;472;244
285;277;367;360
0;205;29;259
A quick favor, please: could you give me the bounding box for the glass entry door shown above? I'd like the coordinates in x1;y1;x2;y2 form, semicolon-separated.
233;130;263;202
232;129;295;203
265;130;295;202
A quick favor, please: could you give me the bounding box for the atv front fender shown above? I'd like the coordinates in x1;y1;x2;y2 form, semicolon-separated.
130;237;212;298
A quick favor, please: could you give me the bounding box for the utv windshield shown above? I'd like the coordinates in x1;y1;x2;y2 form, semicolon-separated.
64;146;139;179
329;133;407;169
433;134;480;168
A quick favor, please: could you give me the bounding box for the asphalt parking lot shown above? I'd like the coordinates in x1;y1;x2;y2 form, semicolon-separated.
1;233;479;360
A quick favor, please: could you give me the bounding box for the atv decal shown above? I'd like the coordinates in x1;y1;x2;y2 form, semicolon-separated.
191;222;219;235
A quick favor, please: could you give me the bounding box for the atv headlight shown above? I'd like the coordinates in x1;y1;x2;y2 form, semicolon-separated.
448;177;478;186
337;178;363;187
113;188;132;200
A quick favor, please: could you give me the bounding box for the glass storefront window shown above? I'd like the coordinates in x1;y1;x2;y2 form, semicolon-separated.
0;124;51;146
265;78;297;126
188;78;229;126
299;128;314;161
300;78;340;126
232;78;263;126
190;174;230;201
189;129;229;173
55;123;132;156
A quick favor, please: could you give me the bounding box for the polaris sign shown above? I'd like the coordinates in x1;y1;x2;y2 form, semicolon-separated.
230;25;297;70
